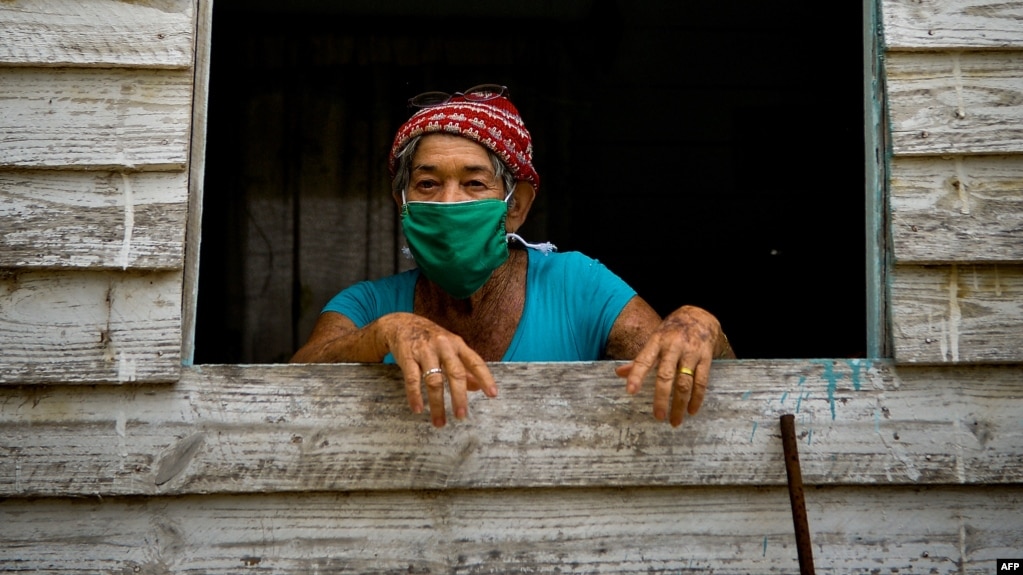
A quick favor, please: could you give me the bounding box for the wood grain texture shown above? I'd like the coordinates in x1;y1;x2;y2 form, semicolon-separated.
0;67;193;170
0;0;194;68
886;51;1023;156
0;170;188;269
1;361;1020;497
890;155;1023;263
181;0;213;365
0;270;182;384
0;485;1019;574
882;0;1023;50
891;264;1023;363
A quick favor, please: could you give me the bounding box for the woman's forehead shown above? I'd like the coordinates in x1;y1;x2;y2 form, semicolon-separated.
414;133;492;166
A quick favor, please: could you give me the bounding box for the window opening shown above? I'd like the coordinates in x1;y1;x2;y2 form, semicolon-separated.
194;0;869;363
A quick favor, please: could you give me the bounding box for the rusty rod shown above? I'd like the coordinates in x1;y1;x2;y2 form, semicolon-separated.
780;413;815;575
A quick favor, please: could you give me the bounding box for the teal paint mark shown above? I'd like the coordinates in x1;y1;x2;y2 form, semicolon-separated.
741;390;752;400
806;428;813;445
813;360;845;420
846;359;870;391
780;391;789;404
793;388;810;411
750;421;759;443
793;376;810;411
795;376;808;413
763;536;768;556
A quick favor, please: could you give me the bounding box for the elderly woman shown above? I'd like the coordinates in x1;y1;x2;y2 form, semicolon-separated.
292;84;735;427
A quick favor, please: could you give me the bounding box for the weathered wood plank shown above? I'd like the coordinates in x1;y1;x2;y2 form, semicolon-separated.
181;0;213;365
0;0;194;69
1;361;1020;497
882;0;1023;50
0;485;1018;573
0;170;188;269
886;51;1023;156
0;270;182;384
891;264;1023;363
0;67;192;170
890;155;1023;263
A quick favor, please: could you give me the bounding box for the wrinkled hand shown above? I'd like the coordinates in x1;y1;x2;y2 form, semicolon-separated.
379;313;497;427
615;305;722;427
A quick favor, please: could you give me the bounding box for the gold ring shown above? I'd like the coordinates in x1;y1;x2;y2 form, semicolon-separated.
678;366;695;377
422;367;444;379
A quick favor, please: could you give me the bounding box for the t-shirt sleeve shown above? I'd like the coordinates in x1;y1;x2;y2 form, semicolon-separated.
559;252;637;358
320;271;417;328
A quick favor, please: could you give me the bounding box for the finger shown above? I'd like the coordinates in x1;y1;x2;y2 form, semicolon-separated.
417;351;448;427
438;351;469;421
625;336;661;393
652;352;680;422
688;356;712;416
669;365;694;427
614;363;632;378
398;358;425;415
461;348;497;398
615;363;639;394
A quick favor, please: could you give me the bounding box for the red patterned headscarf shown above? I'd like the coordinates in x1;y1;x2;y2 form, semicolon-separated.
389;93;540;192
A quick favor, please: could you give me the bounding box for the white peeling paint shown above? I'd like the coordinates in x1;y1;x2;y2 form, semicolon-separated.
117;355;137;383
117;172;134;270
946;265;961;362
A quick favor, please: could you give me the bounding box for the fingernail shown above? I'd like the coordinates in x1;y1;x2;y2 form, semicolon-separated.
456;407;467;419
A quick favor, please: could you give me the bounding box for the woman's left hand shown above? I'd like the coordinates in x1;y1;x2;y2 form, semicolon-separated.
614;305;728;427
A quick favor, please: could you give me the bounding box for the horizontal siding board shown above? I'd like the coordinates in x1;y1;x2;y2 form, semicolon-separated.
0;0;194;68
0;68;192;170
0;270;182;384
1;361;1020;497
886;51;1023;156
882;0;1023;50
891;264;1023;363
0;171;188;269
890;155;1023;263
0;486;1019;573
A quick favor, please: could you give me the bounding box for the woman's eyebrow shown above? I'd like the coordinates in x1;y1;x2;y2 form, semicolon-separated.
411;163;494;176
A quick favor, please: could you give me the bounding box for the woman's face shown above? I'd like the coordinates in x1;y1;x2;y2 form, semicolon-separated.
405;134;505;203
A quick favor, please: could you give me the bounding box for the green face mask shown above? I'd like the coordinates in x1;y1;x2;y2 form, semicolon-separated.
400;197;510;299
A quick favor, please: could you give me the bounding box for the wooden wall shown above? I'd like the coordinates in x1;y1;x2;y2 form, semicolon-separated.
0;0;197;383
2;362;1022;572
884;0;1023;363
1;0;1022;573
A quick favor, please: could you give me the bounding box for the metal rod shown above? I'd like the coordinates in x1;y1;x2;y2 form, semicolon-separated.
780;413;816;575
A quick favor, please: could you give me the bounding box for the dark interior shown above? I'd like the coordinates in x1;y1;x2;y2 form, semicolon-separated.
195;0;866;363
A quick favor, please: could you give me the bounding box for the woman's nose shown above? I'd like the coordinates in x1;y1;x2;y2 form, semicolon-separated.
437;183;470;202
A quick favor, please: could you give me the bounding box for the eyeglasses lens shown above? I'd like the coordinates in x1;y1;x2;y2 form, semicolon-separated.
407;84;508;108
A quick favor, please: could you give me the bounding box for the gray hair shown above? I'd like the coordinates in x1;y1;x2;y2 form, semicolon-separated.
391;135;517;206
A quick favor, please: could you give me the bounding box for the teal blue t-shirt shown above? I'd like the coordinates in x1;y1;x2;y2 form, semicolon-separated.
321;249;637;361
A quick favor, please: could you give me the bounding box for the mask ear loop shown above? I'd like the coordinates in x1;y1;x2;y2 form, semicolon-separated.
399;189;414;259
503;184;556;255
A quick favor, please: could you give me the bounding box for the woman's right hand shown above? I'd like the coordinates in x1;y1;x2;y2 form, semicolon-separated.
373;313;498;427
